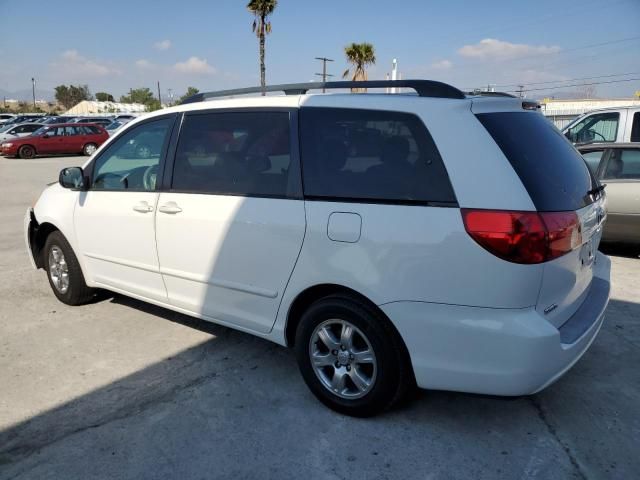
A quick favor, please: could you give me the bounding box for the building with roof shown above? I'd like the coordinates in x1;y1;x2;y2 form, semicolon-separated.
65;101;147;116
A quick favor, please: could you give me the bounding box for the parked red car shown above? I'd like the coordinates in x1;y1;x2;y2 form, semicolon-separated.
0;123;109;158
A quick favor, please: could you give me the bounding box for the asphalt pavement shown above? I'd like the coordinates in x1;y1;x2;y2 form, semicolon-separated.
1;155;639;480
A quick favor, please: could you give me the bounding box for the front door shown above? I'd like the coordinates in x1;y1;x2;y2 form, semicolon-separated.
600;147;640;241
74;116;176;301
155;110;305;333
38;126;67;154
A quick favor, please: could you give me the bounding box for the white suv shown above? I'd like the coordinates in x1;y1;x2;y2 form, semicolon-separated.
25;80;611;416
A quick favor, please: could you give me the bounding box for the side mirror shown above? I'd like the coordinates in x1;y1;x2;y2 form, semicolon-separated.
42;134;50;139
59;167;86;190
564;130;575;143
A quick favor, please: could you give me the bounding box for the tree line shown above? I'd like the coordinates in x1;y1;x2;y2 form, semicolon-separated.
53;85;200;111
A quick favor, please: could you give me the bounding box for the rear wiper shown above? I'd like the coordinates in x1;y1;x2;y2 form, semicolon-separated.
587;184;606;196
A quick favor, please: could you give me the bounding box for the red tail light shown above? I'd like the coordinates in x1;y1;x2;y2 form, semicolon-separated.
461;209;582;264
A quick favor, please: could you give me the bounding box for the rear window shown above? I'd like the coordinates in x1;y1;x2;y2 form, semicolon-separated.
477;112;596;211
300;108;456;204
85;125;102;134
603;149;640;180
172;111;294;197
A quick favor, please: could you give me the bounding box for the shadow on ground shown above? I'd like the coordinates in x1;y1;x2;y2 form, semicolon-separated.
600;242;640;259
1;293;638;479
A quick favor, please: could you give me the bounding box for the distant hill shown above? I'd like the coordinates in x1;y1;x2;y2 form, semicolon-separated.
0;88;55;102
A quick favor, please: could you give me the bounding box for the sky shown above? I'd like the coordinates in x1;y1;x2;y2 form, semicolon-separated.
1;0;639;101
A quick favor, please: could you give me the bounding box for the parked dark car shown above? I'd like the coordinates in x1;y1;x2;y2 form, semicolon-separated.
72;117;114;127
579;143;640;244
40;116;74;125
3;115;45;126
0;123;109;158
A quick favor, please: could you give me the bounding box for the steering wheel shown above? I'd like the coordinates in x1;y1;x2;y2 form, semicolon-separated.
143;164;159;190
585;129;606;142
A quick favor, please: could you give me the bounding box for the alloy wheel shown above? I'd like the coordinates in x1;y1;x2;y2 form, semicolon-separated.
48;246;69;294
309;319;377;399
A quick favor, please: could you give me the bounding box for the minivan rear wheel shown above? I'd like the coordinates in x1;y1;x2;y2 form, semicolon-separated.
44;231;95;305
294;295;412;417
18;145;35;159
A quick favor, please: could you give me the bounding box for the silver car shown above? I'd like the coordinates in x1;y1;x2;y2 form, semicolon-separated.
579;143;640;244
0;122;43;143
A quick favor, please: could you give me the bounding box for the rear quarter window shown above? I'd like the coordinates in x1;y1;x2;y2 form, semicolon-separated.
86;125;102;134
477;112;596;211
300;107;456;204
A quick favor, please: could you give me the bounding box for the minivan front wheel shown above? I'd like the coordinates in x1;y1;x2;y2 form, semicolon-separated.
44;231;95;305
295;295;412;417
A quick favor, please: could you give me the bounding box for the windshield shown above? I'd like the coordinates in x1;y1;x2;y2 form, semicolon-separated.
106;121;122;130
0;124;13;133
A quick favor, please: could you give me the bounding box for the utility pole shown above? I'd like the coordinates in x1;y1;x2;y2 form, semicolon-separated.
315;57;334;92
516;85;525;98
157;81;162;106
31;78;36;109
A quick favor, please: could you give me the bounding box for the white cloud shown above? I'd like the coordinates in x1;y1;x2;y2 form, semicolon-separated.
458;38;560;60
52;50;119;77
154;39;172;51
431;59;453;70
173;56;216;75
135;59;155;69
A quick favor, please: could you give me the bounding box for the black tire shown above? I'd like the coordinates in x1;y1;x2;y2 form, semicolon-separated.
43;231;95;305
83;143;97;156
18;145;35;159
295;294;413;417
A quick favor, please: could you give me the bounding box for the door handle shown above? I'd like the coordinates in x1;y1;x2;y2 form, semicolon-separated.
158;202;182;214
132;201;154;213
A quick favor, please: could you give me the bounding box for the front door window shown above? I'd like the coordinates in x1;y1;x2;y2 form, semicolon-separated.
92;118;173;191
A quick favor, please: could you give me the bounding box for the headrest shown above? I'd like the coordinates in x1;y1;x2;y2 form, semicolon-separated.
321;139;348;172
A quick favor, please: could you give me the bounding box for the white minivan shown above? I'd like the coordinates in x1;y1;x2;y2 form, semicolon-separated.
25;80;610;416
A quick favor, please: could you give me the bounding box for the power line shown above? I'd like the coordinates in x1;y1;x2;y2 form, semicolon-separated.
499;35;640;65
503;77;640;94
493;71;640;88
315;57;334;92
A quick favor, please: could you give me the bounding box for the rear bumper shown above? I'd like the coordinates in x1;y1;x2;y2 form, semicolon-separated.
380;252;611;396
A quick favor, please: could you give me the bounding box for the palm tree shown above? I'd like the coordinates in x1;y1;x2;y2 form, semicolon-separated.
342;43;376;88
247;0;277;95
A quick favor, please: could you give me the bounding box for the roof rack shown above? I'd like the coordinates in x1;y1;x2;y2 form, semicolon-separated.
466;91;516;98
181;80;466;104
